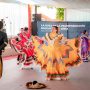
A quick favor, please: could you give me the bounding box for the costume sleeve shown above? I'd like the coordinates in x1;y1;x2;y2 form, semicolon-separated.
0;33;8;50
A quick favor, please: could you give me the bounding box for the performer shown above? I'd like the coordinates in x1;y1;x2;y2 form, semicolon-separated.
10;27;35;69
88;32;90;56
0;21;8;78
80;30;89;62
17;27;29;47
33;26;82;80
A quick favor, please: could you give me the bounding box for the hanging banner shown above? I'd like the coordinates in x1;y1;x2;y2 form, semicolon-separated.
32;21;90;38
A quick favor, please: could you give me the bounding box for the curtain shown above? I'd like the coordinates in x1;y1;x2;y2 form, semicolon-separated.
0;2;28;37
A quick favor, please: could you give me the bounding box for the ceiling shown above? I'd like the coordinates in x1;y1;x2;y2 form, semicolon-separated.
0;0;90;8
0;0;17;3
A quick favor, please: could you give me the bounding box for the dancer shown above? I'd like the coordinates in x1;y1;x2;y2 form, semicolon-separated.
33;26;82;80
10;27;35;69
80;30;89;62
0;21;8;78
88;32;90;56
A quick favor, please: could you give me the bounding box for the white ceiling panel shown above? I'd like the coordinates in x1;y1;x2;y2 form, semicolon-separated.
0;0;90;8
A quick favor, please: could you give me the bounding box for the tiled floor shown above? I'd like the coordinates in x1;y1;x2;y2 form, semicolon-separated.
0;58;90;90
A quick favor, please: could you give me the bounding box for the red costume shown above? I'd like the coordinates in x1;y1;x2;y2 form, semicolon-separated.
10;29;35;68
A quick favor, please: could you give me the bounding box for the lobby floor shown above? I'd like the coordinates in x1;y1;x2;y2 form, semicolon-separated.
0;58;90;90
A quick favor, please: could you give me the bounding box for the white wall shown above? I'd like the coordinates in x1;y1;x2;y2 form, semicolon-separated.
65;9;90;21
37;6;56;19
0;2;28;36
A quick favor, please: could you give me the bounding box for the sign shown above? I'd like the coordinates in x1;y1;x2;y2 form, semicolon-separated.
32;21;90;38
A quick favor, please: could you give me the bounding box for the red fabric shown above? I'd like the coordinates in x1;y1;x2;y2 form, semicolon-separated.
10;32;35;58
10;28;35;66
35;36;44;44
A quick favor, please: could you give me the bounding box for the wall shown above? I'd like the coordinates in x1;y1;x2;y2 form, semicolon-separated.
65;9;90;21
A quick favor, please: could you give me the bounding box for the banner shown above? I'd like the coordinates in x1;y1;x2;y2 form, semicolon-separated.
32;21;90;38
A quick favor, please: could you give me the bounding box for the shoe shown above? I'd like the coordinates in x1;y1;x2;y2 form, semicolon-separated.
54;77;60;80
60;78;68;81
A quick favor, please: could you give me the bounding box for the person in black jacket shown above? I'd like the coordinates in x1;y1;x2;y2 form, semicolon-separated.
0;21;8;78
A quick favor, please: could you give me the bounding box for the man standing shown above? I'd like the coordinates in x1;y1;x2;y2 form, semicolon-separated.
0;21;8;78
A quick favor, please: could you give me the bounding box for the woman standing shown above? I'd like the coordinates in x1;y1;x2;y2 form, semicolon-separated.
0;21;8;78
10;27;35;69
80;30;89;62
33;26;82;80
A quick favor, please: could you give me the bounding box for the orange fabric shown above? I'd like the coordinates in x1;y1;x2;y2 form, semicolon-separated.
32;33;82;79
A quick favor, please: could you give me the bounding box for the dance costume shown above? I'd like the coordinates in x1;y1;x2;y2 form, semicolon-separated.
80;34;89;62
32;32;82;79
10;31;35;68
